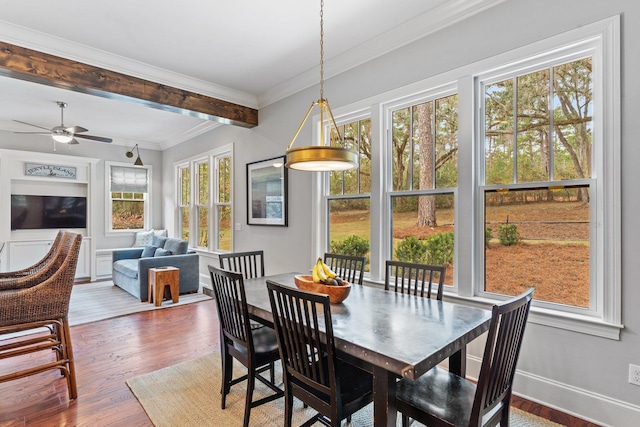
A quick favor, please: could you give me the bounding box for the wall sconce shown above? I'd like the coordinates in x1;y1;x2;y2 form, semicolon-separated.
126;144;143;166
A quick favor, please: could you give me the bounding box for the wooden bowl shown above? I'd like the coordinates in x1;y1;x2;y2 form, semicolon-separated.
293;275;351;304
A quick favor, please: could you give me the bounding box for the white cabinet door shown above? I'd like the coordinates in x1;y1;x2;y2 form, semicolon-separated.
9;240;52;271
8;238;90;279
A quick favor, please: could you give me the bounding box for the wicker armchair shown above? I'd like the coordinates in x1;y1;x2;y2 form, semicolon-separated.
0;231;72;292
0;231;82;400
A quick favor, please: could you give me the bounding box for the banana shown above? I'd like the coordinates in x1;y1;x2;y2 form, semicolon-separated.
312;263;322;283
315;258;328;283
320;260;337;279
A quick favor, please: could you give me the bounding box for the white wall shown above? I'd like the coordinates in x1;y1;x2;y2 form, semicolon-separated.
162;0;640;424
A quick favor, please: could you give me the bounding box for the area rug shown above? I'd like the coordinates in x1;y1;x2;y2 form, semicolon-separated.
68;280;212;326
127;352;563;427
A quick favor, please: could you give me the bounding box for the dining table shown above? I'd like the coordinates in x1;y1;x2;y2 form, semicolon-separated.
243;272;492;427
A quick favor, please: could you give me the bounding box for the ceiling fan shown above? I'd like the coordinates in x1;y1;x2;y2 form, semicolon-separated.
13;101;113;144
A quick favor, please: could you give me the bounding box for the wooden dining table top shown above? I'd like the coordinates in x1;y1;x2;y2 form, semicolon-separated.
243;272;492;381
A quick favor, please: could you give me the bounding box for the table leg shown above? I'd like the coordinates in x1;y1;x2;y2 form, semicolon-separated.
448;345;467;377
372;365;397;427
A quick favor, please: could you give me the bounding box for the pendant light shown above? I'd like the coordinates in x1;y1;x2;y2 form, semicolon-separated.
285;0;358;172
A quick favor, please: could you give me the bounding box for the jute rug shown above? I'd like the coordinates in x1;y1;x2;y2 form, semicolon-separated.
69;280;212;326
127;353;563;427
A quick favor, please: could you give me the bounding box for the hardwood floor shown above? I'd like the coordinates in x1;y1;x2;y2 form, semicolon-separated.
0;299;598;427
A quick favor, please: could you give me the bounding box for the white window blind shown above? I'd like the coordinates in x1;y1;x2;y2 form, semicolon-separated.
110;166;148;193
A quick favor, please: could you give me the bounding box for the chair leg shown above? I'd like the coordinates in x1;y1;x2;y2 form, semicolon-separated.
220;349;233;409
284;392;294;427
270;361;275;384
61;319;77;399
243;367;256;427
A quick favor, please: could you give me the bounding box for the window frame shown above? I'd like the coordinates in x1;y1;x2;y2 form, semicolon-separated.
312;16;620;339
174;144;233;253
105;161;151;234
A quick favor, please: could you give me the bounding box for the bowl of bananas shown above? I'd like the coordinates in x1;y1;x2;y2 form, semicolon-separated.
294;258;351;303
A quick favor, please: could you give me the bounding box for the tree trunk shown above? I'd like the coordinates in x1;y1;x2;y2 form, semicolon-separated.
417;103;437;227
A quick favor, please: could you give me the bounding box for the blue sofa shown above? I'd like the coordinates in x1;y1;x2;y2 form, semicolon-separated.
112;237;200;301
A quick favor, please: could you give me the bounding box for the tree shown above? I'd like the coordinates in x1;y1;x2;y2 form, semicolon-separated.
416;102;436;227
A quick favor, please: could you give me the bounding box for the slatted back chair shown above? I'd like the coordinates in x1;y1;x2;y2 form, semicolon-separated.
384;260;446;300
219;250;265;279
208;265;283;427
323;253;365;285
266;280;373;427
0;231;82;400
396;288;534;427
0;230;65;289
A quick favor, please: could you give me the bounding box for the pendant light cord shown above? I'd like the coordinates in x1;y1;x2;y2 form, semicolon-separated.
319;0;325;101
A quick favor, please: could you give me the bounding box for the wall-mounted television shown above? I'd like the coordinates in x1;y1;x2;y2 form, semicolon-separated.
11;195;87;230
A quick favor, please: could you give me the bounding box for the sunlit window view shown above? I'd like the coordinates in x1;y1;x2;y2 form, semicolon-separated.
482;58;592;308
328;118;371;270
179;166;190;242
390;94;458;285
216;155;232;251
109;165;149;231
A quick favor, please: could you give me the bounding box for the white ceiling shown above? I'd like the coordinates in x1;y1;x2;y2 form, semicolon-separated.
0;0;503;151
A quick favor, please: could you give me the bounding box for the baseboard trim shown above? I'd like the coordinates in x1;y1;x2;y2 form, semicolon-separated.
466;356;640;427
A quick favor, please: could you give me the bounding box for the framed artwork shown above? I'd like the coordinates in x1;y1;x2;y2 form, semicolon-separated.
246;156;288;226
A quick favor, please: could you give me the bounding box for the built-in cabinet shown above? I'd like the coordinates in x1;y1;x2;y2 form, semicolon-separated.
0;150;99;280
8;237;91;279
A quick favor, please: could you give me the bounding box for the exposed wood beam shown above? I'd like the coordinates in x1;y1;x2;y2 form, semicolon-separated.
0;41;258;128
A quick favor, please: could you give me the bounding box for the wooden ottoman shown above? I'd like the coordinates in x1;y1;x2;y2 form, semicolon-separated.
148;267;180;307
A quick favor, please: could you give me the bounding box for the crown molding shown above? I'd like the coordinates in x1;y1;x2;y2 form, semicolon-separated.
258;0;506;108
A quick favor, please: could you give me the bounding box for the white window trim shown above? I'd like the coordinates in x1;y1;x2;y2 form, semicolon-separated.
173;144;234;253
104;161;151;234
312;16;620;339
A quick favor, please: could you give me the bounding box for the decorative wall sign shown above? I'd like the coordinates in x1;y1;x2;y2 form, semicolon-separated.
24;163;77;179
247;156;288;226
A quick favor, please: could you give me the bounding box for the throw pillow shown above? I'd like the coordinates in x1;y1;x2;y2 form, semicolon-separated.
154;248;171;257
152;235;168;248
153;229;168;237
141;245;158;258
164;238;188;255
133;230;154;247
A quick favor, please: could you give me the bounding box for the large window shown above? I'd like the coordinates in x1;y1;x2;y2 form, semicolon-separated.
389;93;458;286
316;18;619;337
106;163;150;232
480;58;593;310
176;146;233;252
326;117;371;269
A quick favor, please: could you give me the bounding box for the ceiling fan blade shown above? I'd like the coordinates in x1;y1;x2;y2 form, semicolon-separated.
67;126;89;133
68;138;80;145
75;134;113;143
13;131;50;135
13;120;51;131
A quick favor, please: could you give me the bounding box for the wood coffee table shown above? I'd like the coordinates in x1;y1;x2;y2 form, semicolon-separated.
148;267;179;307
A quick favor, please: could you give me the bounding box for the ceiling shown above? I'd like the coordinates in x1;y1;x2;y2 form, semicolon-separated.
0;0;503;151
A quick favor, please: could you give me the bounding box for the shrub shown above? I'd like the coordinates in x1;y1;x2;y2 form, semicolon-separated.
330;235;370;257
485;227;493;247
395;236;427;263
498;223;520;246
424;231;454;266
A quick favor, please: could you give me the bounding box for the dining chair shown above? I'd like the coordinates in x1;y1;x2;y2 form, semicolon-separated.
384;260;446;300
0;231;83;400
208;265;283;427
219;250;267;330
219;250;265;280
323;253;365;285
266;280;373;427
396;288;534;427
